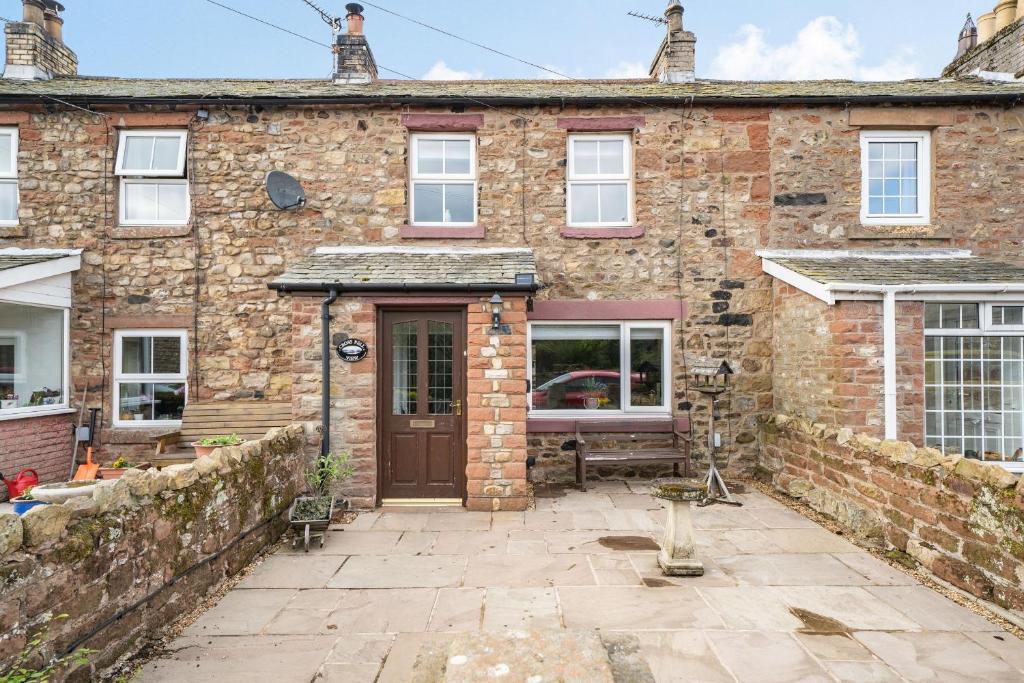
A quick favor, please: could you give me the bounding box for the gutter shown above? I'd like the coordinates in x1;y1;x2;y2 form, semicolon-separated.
268;282;541;295
7;93;1024;109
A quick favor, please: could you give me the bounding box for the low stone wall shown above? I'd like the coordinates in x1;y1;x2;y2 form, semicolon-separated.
0;425;308;680
761;414;1024;616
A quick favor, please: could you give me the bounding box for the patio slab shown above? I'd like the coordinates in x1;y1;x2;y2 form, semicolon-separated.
143;488;1024;681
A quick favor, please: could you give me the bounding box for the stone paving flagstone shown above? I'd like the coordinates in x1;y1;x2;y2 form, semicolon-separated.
140;489;1024;682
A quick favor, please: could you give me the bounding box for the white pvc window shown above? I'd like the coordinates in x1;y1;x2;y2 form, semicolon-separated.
528;321;670;416
860;130;931;226
567;134;633;227
113;330;188;427
409;133;477;226
925;303;1024;472
0;128;19;225
116;130;190;226
0;301;69;419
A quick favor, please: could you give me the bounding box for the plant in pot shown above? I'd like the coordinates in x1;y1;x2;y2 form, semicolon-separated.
11;486;50;516
193;434;244;458
98;455;152;480
580;377;609;410
289;452;354;550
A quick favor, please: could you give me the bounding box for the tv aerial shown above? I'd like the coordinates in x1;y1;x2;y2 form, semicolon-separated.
627;10;667;26
266;171;306;210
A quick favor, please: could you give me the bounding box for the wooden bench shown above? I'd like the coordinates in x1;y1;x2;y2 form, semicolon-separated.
152;401;293;467
574;418;692;492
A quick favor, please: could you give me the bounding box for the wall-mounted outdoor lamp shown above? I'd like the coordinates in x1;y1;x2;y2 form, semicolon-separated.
490;293;504;330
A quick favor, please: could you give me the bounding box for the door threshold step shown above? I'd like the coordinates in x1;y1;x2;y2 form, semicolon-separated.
381;498;464;508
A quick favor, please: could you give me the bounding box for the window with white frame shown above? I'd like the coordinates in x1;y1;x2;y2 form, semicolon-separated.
860;130;931;226
567;134;632;227
925;303;1024;472
115;130;190;226
0;128;19;224
0;301;68;416
409;133;476;226
529;322;670;414
113;330;187;426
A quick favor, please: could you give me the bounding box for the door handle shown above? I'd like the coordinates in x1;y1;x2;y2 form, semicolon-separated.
451;400;462;416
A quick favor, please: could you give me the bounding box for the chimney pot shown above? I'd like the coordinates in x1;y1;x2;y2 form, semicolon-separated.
21;0;45;28
43;2;65;42
346;3;365;35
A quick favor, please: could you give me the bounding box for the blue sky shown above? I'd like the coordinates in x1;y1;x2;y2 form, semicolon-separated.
1;1;994;80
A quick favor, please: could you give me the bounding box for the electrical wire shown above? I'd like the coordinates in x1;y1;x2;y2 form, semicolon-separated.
202;0;332;50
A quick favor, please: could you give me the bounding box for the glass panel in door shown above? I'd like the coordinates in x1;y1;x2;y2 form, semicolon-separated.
428;320;454;415
392;321;417;415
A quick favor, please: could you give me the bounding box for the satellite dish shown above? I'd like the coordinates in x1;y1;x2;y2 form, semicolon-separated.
266;171;306;210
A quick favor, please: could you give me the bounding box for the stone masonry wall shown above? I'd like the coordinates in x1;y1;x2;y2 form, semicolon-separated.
1;101;1021;479
772;282;924;443
762;414;1024;616
944;19;1024;78
0;425;307;680
0;412;73;499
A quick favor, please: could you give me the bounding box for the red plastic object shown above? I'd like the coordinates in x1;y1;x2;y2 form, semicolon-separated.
1;469;39;499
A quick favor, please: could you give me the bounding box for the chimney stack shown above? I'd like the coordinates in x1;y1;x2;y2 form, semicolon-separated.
649;0;696;84
4;0;77;80
955;14;978;59
333;3;377;84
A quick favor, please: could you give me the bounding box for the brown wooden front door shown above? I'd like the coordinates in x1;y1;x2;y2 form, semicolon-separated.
379;309;466;500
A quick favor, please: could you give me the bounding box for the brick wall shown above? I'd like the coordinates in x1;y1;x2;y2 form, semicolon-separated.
762;414;1024;615
944;19;1024;77
772;282;925;443
0;425;307;680
0;412;73;497
3;22;77;77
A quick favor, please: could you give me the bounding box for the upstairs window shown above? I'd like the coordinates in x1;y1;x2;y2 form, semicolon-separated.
115;130;190;226
0;128;19;225
567;134;632;227
860;130;931;226
409;133;476;226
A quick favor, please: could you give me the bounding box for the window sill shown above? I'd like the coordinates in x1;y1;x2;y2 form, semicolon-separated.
849;224;951;240
561;226;645;239
0;407;74;422
401;225;485;239
0;223;26;238
112;224;192;239
103;424;181;443
527;414;674;433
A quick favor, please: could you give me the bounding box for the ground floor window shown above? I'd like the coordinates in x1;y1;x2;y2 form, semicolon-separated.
925;303;1024;471
113;329;187;426
528;322;670;415
0;301;68;416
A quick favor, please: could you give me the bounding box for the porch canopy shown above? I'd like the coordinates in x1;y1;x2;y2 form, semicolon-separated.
269;246;540;295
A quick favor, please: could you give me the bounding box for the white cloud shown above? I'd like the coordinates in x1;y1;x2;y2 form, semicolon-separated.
422;60;484;80
602;61;648;79
709;17;921;81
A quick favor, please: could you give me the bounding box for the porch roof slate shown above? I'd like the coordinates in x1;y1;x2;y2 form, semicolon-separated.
0;76;1022;104
270;247;538;291
761;250;1024;287
0;249;80;272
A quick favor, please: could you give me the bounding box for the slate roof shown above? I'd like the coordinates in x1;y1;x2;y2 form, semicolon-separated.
0;76;1022;104
270;247;538;291
762;250;1024;286
0;251;73;272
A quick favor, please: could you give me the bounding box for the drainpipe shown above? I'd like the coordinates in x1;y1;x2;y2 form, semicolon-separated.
320;288;339;459
882;289;898;441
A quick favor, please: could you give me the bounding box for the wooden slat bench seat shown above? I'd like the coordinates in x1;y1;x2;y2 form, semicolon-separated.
151;401;293;467
575;418;691;492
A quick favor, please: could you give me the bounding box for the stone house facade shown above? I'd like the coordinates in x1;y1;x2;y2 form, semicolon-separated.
2;1;1024;510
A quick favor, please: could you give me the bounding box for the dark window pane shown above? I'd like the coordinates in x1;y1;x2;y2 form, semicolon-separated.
630;329;664;408
532;325;621;410
152;337;181;373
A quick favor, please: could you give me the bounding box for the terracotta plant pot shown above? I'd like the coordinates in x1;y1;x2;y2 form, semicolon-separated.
193;445;218;458
98;463;152;480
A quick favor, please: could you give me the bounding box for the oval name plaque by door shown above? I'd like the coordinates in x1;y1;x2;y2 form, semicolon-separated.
336;338;368;362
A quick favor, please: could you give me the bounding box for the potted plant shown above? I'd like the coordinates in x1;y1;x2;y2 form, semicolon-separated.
98;456;152;480
11;486;50;516
193;433;244;458
580;377;608;410
1;393;18;410
288;452;354;551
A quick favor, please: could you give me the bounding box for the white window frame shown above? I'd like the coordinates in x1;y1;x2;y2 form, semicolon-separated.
0;301;71;421
860;129;931;227
409;132;477;227
566;133;634;228
112;329;188;428
116;129;190;227
924;302;1024;473
0;127;20;227
527;321;672;418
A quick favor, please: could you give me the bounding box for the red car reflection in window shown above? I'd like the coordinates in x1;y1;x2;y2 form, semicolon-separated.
531;370;645;409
